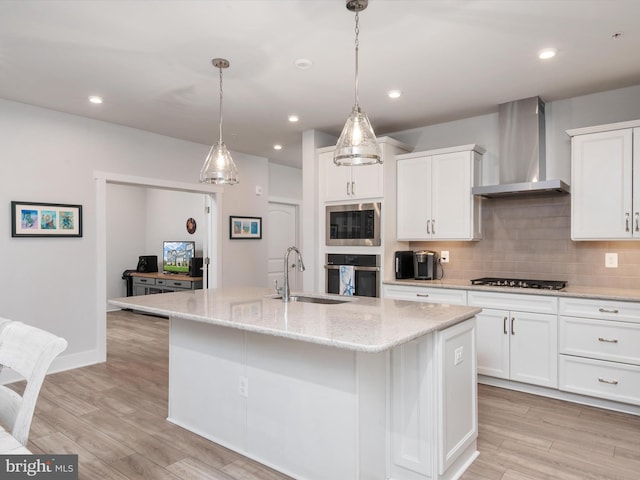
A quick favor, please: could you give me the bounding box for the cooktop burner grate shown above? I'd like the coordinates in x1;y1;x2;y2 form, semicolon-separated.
471;277;567;290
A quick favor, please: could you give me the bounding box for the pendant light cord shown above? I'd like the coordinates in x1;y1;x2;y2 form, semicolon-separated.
218;65;224;144
354;10;360;109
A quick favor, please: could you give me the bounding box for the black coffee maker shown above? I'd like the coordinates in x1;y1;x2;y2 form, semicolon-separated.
413;250;438;280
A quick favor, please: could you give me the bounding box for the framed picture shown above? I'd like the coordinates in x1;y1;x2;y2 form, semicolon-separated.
11;201;83;237
229;215;262;239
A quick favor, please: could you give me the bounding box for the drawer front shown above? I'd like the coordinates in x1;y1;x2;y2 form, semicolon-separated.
559;297;640;323
133;277;155;285
164;279;192;289
559;355;640;406
559;316;640;365
467;291;557;314
383;285;467;305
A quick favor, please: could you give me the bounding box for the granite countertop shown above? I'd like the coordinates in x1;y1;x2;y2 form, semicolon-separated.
384;279;640;302
109;287;480;353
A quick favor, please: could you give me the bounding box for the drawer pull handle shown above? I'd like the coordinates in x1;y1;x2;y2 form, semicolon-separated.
503;317;508;335
598;308;619;314
598;337;618;343
598;377;619;385
511;317;515;335
416;293;429;297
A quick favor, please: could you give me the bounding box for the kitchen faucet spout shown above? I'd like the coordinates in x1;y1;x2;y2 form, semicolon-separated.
283;246;305;303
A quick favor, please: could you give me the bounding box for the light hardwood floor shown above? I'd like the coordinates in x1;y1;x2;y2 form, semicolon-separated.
18;310;640;479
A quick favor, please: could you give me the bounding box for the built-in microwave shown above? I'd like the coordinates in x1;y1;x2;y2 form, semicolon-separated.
326;202;381;246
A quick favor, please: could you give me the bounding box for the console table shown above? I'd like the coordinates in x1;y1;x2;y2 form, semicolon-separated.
130;272;203;296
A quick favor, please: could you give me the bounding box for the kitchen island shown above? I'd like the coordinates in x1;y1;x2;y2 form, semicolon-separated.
109;287;481;480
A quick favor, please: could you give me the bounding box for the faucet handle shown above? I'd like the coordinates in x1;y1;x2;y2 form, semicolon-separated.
274;279;283;294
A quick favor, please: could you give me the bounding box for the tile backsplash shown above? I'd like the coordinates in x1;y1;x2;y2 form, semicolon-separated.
411;195;640;290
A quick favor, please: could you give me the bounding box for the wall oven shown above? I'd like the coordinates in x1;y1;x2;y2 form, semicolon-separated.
326;202;381;246
325;254;380;298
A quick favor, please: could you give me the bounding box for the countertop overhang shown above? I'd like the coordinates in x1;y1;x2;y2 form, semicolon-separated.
109;287;480;353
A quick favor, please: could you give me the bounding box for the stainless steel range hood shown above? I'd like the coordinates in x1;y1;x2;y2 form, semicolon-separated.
472;96;570;198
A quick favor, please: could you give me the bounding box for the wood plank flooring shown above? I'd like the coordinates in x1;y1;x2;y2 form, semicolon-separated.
17;310;640;479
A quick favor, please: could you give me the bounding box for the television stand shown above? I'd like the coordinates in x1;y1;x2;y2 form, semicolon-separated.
129;272;203;296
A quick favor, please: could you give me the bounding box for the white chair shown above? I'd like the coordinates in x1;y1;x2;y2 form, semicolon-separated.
0;319;67;446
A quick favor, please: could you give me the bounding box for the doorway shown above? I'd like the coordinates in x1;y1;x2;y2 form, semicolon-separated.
267;201;301;292
96;172;222;363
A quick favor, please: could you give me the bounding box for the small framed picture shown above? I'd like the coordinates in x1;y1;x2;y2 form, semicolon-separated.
11;201;83;237
229;215;262;239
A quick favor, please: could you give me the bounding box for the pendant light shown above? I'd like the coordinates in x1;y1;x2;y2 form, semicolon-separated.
334;0;381;166
200;58;239;185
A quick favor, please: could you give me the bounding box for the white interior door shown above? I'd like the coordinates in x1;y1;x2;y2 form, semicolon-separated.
267;202;299;292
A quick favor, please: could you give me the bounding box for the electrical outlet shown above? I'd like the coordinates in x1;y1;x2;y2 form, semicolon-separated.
605;253;618;268
454;346;464;365
440;251;449;263
239;376;249;398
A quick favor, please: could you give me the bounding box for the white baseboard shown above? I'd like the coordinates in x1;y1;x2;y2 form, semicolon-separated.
0;349;103;385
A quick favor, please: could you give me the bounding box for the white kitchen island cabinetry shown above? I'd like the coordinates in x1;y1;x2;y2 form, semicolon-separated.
567;120;640;240
110;287;480;480
396;145;483;241
468;291;558;388
559;297;640;406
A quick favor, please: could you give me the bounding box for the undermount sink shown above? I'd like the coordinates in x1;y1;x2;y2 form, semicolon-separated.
267;294;351;305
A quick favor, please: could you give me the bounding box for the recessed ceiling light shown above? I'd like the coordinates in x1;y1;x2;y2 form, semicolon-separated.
294;58;313;70
288;115;299;123
88;95;103;104
273;144;283;150
538;48;557;60
387;90;402;99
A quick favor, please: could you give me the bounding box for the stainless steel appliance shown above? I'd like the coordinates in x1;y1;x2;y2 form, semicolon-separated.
413;250;438;280
325;253;380;297
394;250;414;279
471;277;567;290
326;202;381;246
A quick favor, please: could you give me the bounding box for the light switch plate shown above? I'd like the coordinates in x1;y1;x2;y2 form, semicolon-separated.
605;253;618;268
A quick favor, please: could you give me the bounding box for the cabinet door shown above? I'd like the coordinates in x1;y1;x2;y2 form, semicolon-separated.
475;309;510;379
634;128;640;236
322;151;353;201
431;151;472;240
397;156;431;240
571;129;633;239
322;151;383;201
509;311;558;388
351;163;383;200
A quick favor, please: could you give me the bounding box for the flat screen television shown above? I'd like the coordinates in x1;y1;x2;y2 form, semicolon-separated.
163;241;195;274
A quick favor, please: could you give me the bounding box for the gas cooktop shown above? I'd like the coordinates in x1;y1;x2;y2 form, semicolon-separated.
471;277;567;290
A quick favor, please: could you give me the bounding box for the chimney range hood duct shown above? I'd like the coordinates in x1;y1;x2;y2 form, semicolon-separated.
472;96;570;198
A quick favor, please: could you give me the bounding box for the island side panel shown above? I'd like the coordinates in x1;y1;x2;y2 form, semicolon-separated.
246;332;386;479
168;317;248;451
168;316;388;480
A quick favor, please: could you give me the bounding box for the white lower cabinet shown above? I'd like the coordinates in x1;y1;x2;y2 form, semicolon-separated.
383;284;467;305
468;291;558;388
558;297;640;405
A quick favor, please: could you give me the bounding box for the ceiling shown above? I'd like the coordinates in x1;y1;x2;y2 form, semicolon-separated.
1;1;640;169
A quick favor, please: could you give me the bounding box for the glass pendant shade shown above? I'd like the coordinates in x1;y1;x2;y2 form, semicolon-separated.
199;57;239;185
200;141;238;184
334;105;381;166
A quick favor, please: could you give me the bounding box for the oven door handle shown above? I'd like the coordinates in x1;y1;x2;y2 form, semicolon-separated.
324;265;380;272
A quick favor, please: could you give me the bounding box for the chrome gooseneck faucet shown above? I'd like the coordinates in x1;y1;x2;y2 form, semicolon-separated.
282;246;305;303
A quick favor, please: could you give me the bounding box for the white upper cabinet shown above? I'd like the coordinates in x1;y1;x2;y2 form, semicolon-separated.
568;120;640;240
396;145;483;241
322;151;384;201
